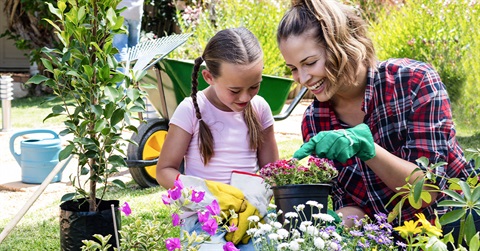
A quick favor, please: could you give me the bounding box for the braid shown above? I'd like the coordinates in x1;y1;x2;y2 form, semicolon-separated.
191;56;214;165
244;103;263;150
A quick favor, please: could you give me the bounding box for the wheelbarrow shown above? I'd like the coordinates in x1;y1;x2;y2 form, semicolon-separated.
125;35;308;188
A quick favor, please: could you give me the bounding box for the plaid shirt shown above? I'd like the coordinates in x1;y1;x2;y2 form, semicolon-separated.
301;58;474;225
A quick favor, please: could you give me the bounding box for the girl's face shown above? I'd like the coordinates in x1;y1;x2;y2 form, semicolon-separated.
202;59;263;112
279;33;339;102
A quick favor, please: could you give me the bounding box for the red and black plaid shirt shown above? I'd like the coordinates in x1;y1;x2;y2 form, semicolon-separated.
301;58;475;226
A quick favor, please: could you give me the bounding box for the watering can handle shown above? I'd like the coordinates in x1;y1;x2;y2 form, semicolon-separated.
9;129;60;165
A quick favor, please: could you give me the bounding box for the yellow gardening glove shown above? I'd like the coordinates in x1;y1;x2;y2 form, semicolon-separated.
204;180;246;216
225;199;261;244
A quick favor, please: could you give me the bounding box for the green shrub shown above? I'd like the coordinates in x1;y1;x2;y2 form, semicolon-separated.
170;0;290;77
369;0;480;129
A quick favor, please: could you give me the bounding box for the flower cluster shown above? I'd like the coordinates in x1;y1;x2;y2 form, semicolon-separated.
260;157;338;186
162;179;240;251
247;201;395;251
393;213;446;250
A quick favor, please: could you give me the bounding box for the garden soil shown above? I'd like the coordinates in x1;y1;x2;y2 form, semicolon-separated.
0;99;311;223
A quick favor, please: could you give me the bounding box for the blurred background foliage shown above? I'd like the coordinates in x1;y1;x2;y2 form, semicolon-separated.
2;0;479;131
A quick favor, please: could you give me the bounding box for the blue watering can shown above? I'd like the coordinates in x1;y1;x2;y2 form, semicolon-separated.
9;129;63;184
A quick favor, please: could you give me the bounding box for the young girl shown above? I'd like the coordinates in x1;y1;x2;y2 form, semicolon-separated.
156;27;278;250
276;0;477;241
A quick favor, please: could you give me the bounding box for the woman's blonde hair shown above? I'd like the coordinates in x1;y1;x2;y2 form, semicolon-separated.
277;0;376;90
191;27;264;165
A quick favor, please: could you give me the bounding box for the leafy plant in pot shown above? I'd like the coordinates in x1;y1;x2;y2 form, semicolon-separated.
259;157;338;226
26;0;146;249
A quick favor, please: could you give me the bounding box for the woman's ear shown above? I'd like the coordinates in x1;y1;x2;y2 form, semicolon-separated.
201;69;214;86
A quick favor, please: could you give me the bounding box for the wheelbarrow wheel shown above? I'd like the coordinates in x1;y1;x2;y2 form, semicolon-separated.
127;118;169;188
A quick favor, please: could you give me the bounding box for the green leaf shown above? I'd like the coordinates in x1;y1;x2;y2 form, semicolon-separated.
408;192;422;209
111;179;126;189
469;232;480;251
442;189;466;203
110;109;125;126
438;200;467;208
25;75;49;85
59;144;74;161
52;105;66;114
459;181;472;202
94;119;107;132
413;178;424;202
465;212;476;243
61;193;76;202
439;209;465;225
471;186;480;202
46;2;63;20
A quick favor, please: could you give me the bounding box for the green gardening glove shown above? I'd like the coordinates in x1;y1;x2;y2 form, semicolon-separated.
293;123;375;163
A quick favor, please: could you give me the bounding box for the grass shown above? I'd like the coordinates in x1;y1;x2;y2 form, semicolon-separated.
0;95;67;129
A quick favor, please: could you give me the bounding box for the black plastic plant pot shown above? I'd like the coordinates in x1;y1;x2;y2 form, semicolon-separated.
272;183;332;227
59;198;121;251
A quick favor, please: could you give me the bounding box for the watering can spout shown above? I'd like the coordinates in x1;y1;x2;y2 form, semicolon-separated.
9;129;63;184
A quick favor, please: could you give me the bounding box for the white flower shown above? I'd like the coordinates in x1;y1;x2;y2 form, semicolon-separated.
285;212;298;218
277;209;283;215
273;222;283;229
291;229;301;238
247;215;260;222
284;219;290;224
299;224;306;232
306;225;319;235
306;200;318;206
246;228;258;236
268;233;279;241
277;228;290;239
259;223;273;233
294;204;305;211
312;213;335;223
314;237;325;249
288;240;300;251
329;241;339;250
267;212;277;219
269;203;277;209
320;232;330;239
278;243;289;250
332;232;342;241
316;203;324;210
300;221;312;227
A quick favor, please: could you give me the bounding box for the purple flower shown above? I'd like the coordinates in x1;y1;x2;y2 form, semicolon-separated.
119;202;131;216
174;179;184;189
223;242;239;251
202;218;218;236
172;213;180;226
206;200;220;216
162;194;171;205
168;186;182;201
165;237;181;251
198;210;210;223
228;223;238;232
191;189;205;203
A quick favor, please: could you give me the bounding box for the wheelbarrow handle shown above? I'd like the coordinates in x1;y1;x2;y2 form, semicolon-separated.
125;158;158;168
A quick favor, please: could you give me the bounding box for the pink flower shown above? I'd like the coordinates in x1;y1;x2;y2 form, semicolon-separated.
172;213;180;226
191;189;205;203
223;242;240;251
119;202;131;216
162;194;171;205
201;218;218;236
228;223;238;232
206;200;220;216
174;179;184;189
198;210;210;223
165;237;181;251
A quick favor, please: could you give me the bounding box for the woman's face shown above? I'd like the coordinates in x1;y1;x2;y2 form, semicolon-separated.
202;59;263;112
279;34;339;102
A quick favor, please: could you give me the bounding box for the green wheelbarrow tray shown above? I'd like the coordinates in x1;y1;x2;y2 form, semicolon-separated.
138;58;307;121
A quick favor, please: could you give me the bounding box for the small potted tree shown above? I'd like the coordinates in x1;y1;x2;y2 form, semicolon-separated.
27;0;146;249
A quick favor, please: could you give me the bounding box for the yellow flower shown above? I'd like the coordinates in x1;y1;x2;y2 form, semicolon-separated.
415;213;442;237
394;220;421;239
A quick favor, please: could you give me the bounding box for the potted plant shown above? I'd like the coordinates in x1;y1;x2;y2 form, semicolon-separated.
259;157;338;225
26;0;145;249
